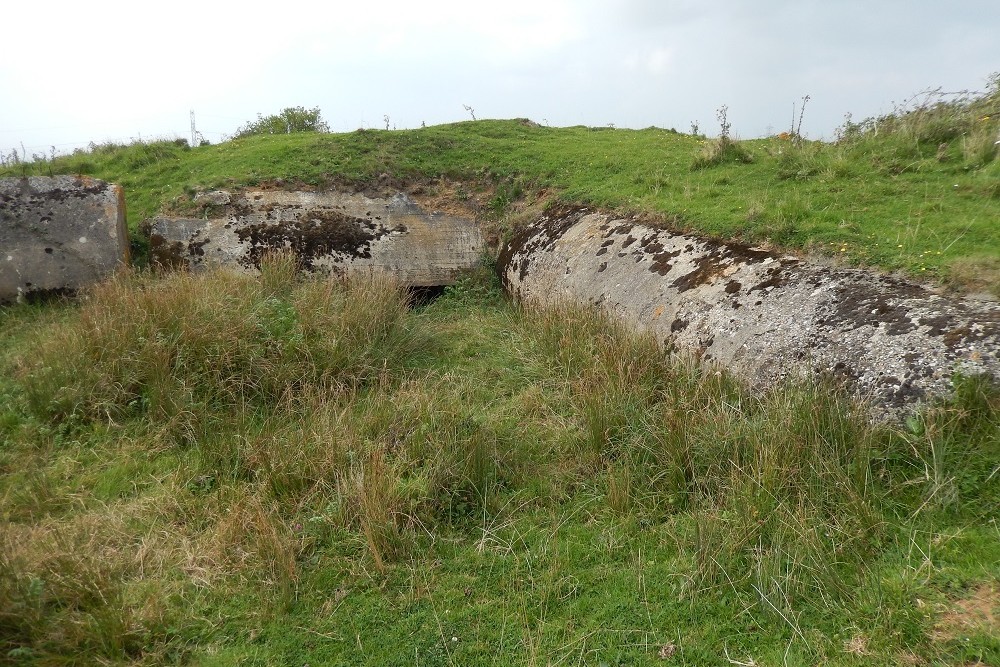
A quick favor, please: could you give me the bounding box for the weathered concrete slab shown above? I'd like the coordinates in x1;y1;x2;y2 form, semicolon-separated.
1;176;129;303
146;189;484;286
500;206;1000;415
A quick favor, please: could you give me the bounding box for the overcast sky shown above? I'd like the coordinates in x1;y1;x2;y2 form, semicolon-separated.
2;0;998;156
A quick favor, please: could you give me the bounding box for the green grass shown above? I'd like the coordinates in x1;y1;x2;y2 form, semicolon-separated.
3;92;998;292
1;264;998;666
1;85;999;664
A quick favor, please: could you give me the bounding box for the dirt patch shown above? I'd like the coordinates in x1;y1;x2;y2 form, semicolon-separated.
407;179;492;219
934;582;1000;643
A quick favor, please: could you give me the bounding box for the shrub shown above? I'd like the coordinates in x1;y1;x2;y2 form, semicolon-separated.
233;106;330;138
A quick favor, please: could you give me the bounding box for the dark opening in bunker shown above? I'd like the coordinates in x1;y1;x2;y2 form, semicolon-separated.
408;285;448;307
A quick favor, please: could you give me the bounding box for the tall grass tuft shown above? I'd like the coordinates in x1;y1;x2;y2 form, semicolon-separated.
0;518;165;663
838;74;999;173
524;302;890;618
691;136;754;169
17;255;417;425
893;373;1000;518
688;382;886;612
337;449;411;571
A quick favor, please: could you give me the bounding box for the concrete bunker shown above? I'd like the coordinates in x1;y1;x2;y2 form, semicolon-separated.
145;188;485;288
499;207;1000;417
0;176;130;303
5;174;997;417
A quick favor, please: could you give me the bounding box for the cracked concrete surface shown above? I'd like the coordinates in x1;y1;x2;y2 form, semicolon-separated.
500;207;1000;416
146;189;484;286
0;176;129;303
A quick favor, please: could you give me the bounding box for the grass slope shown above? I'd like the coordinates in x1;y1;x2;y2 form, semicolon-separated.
2;101;998;292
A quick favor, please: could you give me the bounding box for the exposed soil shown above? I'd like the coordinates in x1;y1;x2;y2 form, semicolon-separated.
406;179;492;219
934;582;1000;643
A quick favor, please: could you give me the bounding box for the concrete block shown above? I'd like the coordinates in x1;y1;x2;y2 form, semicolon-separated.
0;176;129;303
500;207;1000;417
146;189;483;286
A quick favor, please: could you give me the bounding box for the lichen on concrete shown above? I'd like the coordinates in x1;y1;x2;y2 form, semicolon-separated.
146;188;484;286
500;209;1000;417
1;176;129;303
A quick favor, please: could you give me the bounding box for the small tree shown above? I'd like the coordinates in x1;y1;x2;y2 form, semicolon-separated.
234;106;330;138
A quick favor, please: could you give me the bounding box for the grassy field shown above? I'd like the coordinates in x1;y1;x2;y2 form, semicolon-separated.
1;87;999;665
1;262;998;666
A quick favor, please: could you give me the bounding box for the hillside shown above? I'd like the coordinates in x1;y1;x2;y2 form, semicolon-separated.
3;104;999;295
1;96;999;666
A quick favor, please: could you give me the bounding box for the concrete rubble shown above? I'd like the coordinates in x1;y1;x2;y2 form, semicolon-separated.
0;176;129;303
146;189;484;286
499;206;1000;415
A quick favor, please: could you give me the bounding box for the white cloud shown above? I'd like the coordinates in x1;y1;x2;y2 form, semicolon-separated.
1;0;998;150
646;48;673;74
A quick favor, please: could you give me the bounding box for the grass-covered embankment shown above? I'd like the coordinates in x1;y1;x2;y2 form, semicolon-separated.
2;81;998;292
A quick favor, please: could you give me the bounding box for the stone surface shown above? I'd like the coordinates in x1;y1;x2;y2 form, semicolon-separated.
1;176;129;303
192;190;231;207
500;206;1000;416
146;189;484;286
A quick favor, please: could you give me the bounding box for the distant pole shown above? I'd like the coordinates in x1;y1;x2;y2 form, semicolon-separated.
190;110;197;147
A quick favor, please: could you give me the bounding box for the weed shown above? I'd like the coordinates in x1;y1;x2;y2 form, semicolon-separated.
692;106;755;169
786;93;812;143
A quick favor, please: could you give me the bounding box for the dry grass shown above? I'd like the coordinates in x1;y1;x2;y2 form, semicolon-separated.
948;255;1000;297
0;511;171;662
16;254;416;424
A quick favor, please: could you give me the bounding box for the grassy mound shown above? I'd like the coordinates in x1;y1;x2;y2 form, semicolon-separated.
2;78;998;292
1;81;998;664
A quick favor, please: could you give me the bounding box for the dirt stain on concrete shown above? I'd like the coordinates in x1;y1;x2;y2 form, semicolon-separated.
234;211;390;270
